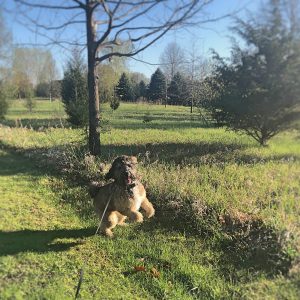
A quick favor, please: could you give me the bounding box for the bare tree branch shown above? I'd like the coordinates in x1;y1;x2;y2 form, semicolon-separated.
14;0;82;10
95;0;114;47
111;1;160;29
20;11;85;31
96;0;202;61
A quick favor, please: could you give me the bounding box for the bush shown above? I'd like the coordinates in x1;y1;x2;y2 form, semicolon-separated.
110;96;120;111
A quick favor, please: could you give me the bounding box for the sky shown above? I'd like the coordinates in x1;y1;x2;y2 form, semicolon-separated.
3;0;262;79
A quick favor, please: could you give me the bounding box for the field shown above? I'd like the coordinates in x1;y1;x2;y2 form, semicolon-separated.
0;99;299;299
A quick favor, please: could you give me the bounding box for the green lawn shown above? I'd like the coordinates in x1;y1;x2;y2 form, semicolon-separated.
0;99;299;299
0;150;243;299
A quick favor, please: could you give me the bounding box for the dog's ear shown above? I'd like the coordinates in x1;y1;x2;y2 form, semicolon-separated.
105;166;113;180
89;181;101;198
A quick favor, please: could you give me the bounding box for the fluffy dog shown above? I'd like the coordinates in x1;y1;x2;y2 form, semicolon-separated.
90;155;155;237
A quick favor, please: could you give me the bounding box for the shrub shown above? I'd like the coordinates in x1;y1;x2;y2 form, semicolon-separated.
24;87;36;113
110;96;120;111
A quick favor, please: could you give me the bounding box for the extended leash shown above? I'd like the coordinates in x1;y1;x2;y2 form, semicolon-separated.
74;192;113;299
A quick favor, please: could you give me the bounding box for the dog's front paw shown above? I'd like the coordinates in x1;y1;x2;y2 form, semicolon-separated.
129;211;144;223
118;215;128;226
104;229;114;238
145;208;155;218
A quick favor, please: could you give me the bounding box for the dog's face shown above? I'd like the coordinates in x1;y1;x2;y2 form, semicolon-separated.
105;155;138;185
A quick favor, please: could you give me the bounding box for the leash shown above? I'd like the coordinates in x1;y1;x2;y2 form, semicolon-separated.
74;192;113;299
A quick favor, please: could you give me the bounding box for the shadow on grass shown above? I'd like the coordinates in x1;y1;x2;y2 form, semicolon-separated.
0;146;45;177
100;142;299;165
1;118;67;130
100;141;247;164
0;227;95;256
218;227;293;278
1;115;214;131
135;210;292;278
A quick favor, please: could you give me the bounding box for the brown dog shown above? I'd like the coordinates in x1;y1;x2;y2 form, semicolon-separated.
90;156;155;237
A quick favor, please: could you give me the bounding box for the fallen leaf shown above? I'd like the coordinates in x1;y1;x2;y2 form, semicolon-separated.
150;267;160;278
134;266;146;272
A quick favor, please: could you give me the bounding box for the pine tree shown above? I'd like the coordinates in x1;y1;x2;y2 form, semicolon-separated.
110;95;120;111
148;68;166;103
115;73;134;102
139;80;147;101
167;72;188;105
0;85;8;120
24;87;36;113
61;49;88;127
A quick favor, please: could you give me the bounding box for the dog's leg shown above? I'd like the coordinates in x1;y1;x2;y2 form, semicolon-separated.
141;198;155;218
103;211;120;237
117;212;127;226
126;210;144;223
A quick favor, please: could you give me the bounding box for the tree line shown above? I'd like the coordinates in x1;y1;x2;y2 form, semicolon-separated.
115;68;191;106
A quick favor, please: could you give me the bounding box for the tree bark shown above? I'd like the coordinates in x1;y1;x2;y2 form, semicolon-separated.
86;5;101;156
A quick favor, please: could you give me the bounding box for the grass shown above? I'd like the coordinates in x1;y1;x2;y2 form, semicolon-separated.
0;99;300;299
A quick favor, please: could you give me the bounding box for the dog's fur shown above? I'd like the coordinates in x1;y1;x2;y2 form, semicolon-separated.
90;155;155;237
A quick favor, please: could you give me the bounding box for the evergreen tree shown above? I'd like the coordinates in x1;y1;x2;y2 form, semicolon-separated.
139;80;147;101
24;87;36;113
131;81;140;101
205;0;300;145
167;72;189;105
148;68;166;103
61;49;88;127
0;85;8;120
36;82;50;98
115;72;134;102
110;95;120;111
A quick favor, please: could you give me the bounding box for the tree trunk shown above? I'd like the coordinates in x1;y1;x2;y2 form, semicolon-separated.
259;137;268;147
86;6;101;155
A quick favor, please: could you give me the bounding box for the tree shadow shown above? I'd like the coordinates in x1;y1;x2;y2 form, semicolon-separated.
1;118;67;130
0;147;45;177
100;141;247;164
100;142;299;165
111;121;212;130
0;227;95;256
1;114;214;131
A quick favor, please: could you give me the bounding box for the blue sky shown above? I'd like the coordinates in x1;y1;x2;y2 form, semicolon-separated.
4;0;262;78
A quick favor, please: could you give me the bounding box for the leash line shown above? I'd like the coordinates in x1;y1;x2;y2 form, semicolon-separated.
74;191;113;299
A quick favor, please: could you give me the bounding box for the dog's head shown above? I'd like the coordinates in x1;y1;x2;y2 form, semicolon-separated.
105;155;138;186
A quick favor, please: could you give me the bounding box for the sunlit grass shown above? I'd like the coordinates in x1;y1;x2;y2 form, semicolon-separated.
1;99;300;299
